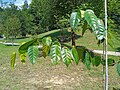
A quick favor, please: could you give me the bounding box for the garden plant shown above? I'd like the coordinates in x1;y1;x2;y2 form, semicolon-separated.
11;9;120;75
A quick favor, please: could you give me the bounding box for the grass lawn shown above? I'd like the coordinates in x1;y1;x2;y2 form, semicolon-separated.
0;29;120;90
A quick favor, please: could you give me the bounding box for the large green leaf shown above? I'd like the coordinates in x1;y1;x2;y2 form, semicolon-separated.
82;51;86;62
82;20;88;36
84;52;91;70
96;19;105;40
76;46;86;61
91;56;101;67
91;57;95;66
28;46;38;64
42;37;52;46
42;37;52;58
61;47;72;67
89;51;95;66
94;56;101;66
84;10;97;31
116;61;120;76
70;11;81;30
11;52;16;69
19;52;27;63
42;45;50;58
71;47;79;65
84;10;105;40
19;39;38;54
49;41;61;65
101;58;115;66
88;50;95;58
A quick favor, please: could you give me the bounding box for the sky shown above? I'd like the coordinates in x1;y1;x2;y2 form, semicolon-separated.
15;0;32;6
1;0;32;6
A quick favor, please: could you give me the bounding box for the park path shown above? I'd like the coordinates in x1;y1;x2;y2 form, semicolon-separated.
93;50;120;56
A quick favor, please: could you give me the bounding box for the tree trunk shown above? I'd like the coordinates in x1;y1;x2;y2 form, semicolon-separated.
71;29;76;46
11;34;14;46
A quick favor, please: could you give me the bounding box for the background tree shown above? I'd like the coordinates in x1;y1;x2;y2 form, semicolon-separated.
29;0;56;33
108;0;120;34
3;15;21;43
18;0;33;36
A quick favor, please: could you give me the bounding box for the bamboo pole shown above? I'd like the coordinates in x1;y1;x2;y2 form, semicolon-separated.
104;0;108;90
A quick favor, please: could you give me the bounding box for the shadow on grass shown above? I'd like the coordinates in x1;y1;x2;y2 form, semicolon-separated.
115;47;120;52
40;30;82;43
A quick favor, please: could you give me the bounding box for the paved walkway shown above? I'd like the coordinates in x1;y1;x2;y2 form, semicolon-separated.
0;42;20;46
93;50;120;56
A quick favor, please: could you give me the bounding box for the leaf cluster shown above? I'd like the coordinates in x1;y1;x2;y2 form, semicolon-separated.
11;37;118;75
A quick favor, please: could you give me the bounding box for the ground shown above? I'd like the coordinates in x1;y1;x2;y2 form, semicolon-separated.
0;30;120;90
0;56;120;90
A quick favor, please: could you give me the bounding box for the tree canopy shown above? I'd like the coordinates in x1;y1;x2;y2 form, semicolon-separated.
0;0;119;37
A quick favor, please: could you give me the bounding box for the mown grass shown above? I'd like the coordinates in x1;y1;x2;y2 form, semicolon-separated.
0;29;120;90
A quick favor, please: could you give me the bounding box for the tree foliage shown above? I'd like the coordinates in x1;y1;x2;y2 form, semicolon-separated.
0;4;21;40
0;0;119;36
4;15;21;37
108;0;120;34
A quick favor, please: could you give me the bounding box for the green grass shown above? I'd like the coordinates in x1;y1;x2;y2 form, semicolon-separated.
0;29;120;90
